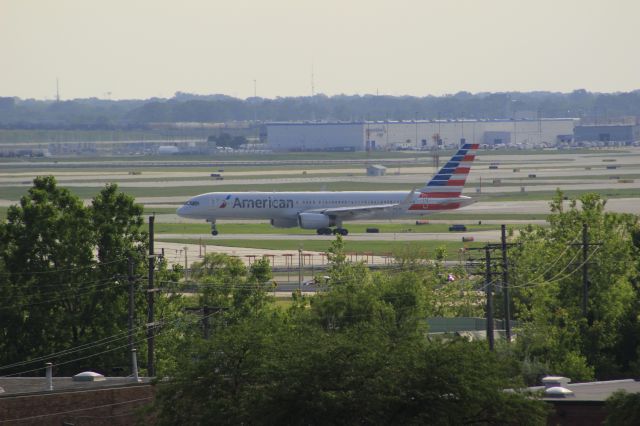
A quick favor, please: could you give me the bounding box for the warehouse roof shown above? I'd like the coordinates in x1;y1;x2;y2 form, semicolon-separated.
529;379;640;403
0;376;151;397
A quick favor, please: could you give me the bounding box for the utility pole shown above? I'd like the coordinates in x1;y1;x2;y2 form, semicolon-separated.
501;225;512;342
567;223;600;322
485;246;495;351
147;215;156;377
184;246;188;280
128;256;136;353
582;222;589;319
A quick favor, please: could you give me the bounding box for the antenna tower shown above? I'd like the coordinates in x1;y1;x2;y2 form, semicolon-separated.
311;63;315;97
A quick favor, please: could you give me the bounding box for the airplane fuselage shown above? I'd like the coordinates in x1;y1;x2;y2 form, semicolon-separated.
177;190;472;222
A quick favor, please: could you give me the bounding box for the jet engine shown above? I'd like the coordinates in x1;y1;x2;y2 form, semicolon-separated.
270;218;298;228
297;212;334;229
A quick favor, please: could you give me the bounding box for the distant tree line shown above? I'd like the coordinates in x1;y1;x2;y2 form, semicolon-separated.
207;133;248;149
1;89;640;130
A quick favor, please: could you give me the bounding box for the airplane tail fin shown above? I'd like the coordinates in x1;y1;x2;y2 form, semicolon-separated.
418;143;479;197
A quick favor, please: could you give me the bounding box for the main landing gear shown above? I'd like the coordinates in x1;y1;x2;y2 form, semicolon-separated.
210;221;218;236
316;227;349;236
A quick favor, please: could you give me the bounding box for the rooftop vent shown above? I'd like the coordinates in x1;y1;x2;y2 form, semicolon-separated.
542;376;571;389
73;371;105;382
544;386;575;398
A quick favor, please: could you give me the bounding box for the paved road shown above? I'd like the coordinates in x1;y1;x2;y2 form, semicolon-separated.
157;230;502;242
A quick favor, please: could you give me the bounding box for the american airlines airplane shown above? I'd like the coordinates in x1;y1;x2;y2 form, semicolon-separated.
177;143;479;236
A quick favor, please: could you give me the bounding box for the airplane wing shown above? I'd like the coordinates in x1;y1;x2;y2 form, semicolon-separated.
308;189;416;219
308;204;398;220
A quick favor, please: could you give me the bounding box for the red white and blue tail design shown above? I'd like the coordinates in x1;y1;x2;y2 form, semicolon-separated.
408;143;478;211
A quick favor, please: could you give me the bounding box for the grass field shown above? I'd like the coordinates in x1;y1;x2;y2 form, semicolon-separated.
155;238;481;258
136;206;552;221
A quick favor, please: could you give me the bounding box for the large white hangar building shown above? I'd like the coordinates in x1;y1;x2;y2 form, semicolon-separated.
266;119;577;151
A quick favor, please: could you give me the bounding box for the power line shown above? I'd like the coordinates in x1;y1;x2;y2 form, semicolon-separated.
0;257;128;276
509;235;579;286
1;309;218;378
508;246;600;289
0;279;124;311
0;310;192;373
0;276;118;299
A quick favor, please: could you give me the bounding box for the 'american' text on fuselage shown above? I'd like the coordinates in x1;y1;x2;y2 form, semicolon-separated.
232;198;294;209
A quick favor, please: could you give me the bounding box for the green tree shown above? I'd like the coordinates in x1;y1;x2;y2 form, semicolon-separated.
604;390;640;426
0;176;96;373
150;256;189;376
154;306;548;425
153;236;548;424
207;133;247;149
87;183;149;370
188;252;274;324
509;190;638;380
0;177;169;376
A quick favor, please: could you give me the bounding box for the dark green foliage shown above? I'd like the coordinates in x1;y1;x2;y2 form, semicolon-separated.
153;237;548;425
155;316;548;425
207;133;247;149
189;252;274;323
604;390;640;426
0;177;152;375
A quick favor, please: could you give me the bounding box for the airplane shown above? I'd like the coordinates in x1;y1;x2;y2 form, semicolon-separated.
177;143;479;236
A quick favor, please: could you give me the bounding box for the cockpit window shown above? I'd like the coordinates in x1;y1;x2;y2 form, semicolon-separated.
185;200;200;206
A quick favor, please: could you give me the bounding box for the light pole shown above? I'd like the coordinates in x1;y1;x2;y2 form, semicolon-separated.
415;111;418;150
298;248;303;291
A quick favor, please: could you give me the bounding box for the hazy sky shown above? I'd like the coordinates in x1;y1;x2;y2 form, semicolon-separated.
2;0;639;100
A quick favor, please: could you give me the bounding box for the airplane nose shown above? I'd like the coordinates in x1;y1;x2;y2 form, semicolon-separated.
176;204;187;216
